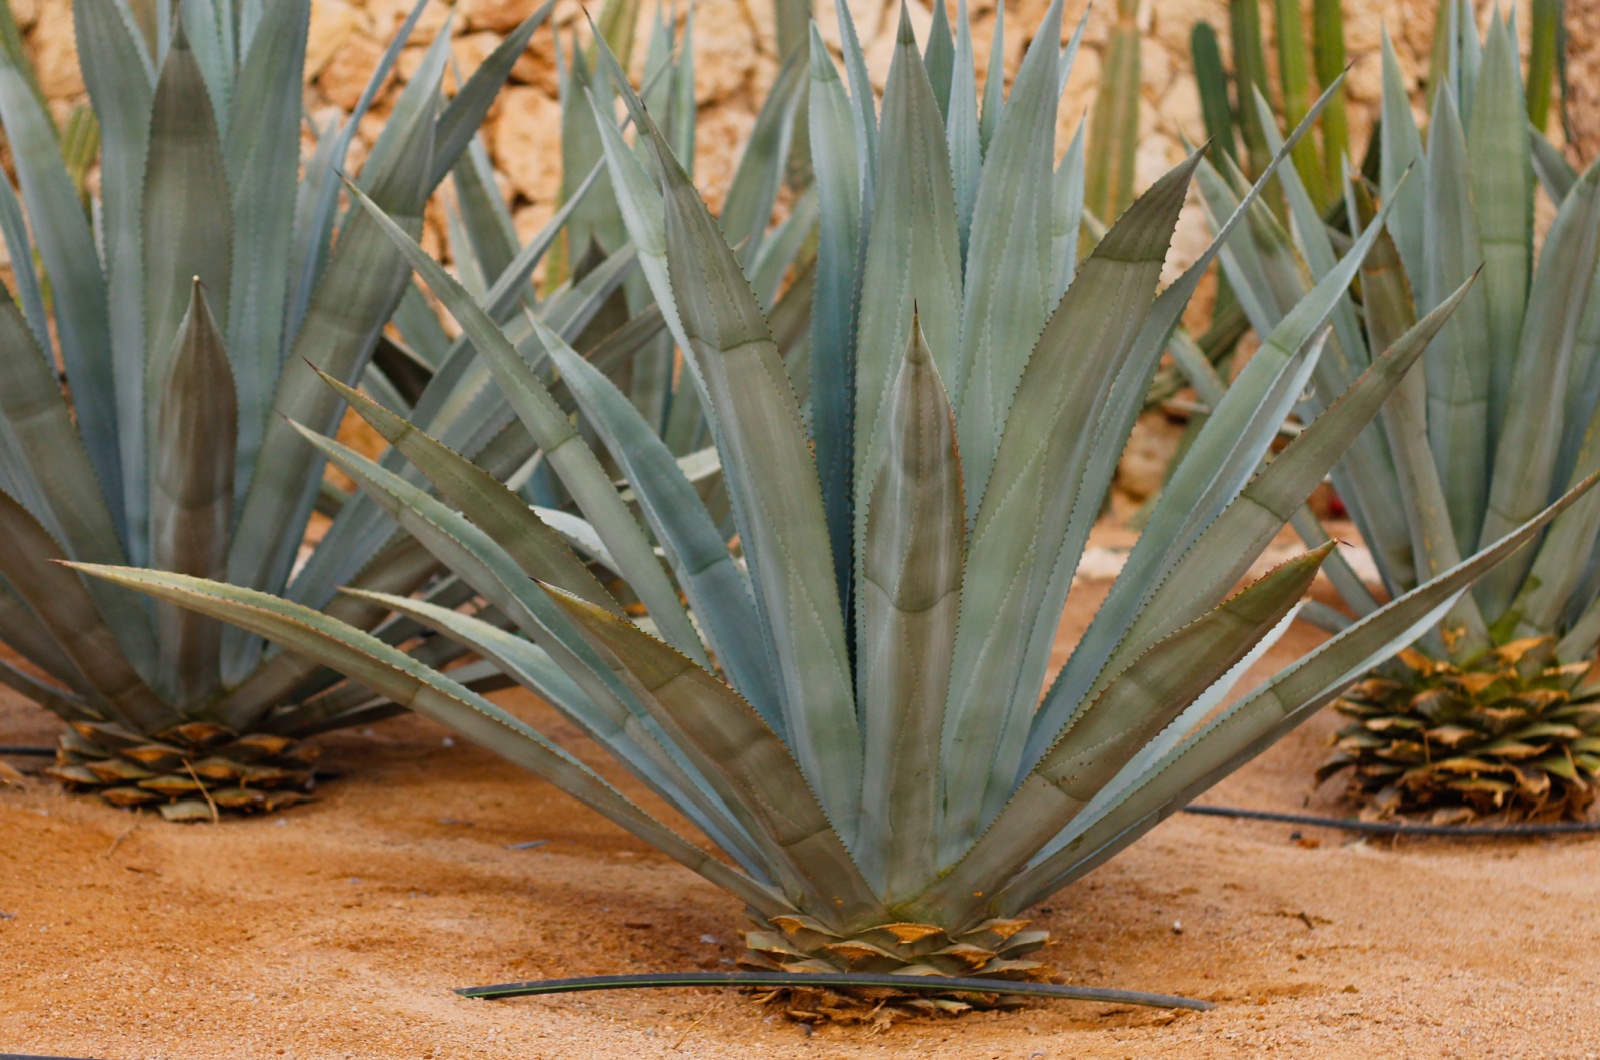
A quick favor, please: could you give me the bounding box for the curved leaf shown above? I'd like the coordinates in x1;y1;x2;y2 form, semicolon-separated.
0;493;172;731
596;41;862;838
1477;161;1600;615
1421;84;1491;554
318;371;620;616
954;0;1064;511
0;285;155;673
939;151;1201;856
341;175;706;666
546;586;886;926
342;586;777;881
1079;274;1479;732
538;323;780;728
807;26;863;605
75;0;153;554
1001;469;1600;914
68;562;788;918
1467;14;1533;446
0;33;120;532
224;0;309;485
920;545;1331;922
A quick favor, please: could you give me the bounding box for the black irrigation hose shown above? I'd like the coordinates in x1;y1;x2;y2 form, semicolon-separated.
456;971;1214;1011
1183;804;1600;836
0;745;54;757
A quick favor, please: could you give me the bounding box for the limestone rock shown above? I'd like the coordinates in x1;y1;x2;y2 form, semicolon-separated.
395;42;433;84
688;103;755;210
690;0;759;104
1144;0;1226;56
307;0;368;81
342;131;372;177
317;31;391;111
491;85;563;202
1004;0;1056;47
1060;41;1101;120
741;0;777;59
366;0;457;43
461;0;542;34
393;29;543;93
1139;34;1173;99
812;0;888;58
514;24;561;92
31;0;82;98
1566;0;1600;158
422;194;449;261
1157;76;1203;142
450;29;543;88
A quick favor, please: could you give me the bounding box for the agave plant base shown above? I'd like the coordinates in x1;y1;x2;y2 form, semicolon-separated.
1320;645;1600;823
45;720;318;822
740;914;1052;1017
744;914;1049;976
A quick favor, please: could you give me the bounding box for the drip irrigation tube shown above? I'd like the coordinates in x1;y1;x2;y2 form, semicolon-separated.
1182;804;1600;836
456;971;1214;1010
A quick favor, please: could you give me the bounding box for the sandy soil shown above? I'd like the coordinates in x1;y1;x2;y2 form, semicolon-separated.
3;573;1600;1059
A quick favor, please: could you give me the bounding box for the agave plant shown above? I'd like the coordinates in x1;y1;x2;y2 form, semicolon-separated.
0;0;588;818
1190;3;1600;821
76;0;1592;997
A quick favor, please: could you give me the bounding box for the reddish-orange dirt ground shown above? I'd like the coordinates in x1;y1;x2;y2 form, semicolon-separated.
3;572;1599;1059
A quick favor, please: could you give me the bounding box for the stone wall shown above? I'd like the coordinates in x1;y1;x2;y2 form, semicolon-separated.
10;0;1584;268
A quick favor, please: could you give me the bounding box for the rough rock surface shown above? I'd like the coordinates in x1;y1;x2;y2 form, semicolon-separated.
16;0;1585;252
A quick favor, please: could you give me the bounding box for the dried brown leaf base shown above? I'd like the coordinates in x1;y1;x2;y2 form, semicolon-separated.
1319;642;1600;823
740;914;1051;1026
45;719;318;821
746;981;1031;1030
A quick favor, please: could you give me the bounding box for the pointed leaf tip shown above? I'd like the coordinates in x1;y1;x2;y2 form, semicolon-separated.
898;1;915;43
